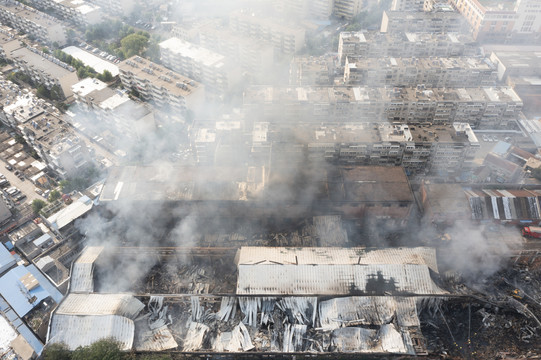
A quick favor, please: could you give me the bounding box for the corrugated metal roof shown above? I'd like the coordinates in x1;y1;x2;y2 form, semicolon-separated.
465;189;541;220
330;324;414;354
0;264;62;317
236;264;445;295
47;196;93;230
0;243;16;275
237;247;439;273
318;296;419;330
48;314;134;350
70;246;103;293
133;321;178;351
56;294;144;319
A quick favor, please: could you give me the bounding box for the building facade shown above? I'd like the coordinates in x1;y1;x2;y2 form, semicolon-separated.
343;56;497;87
338;31;478;64
118;55;204;114
0;0;67;45
381;7;468;33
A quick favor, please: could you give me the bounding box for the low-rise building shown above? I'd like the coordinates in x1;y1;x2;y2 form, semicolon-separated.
159;37;240;98
344;56;497;87
118;56;204;114
86;0;133;16
338;31;479;64
0;0;67;45
9;47;78;98
381;7;468;33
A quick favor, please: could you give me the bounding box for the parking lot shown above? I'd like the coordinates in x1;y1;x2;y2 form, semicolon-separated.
0;160;46;207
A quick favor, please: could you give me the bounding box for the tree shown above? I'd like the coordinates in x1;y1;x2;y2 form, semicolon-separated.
31;199;46;215
72;339;125;360
42;343;72;360
48;190;61;202
98;70;113;82
120;33;148;58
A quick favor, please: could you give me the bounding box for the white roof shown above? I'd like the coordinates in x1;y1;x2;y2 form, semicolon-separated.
318;296;419;330
236;247;444;295
331;324;414;354
159;37;225;67
70;246;103;293
0;314;17;354
71;77;108;97
48;314;134;350
56;294;144;319
237;263;445;295
237;247;439;272
47;195;93;231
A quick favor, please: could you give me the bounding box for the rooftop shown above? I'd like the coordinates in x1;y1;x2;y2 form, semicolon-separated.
0;264;62;317
159;37;226;68
71;77;107;97
11;47;75;78
118;55;201;96
62;46;119;76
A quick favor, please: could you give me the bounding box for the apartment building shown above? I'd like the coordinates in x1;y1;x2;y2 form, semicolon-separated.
275;0;334;19
159;37;240;97
289;56;333;86
30;0;101;26
489;51;541;81
71;79;155;142
254;122;478;176
229;10;306;54
243;86;522;128
391;0;425;12
198;27;275;81
118;55;204;114
344;56;497;87
450;0;541;42
338;31;478;64
0;26;20;60
333;0;363;20
0;0;66;45
10;47;78;98
20;114;92;178
86;0;133;16
381;7;468;33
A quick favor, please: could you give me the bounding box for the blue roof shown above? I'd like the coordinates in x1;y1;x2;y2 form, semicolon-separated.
0;265;62;317
33;234;52;247
0;243;16;274
492;141;511;156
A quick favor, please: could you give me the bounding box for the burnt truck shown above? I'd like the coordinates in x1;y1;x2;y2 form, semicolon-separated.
522;226;541;238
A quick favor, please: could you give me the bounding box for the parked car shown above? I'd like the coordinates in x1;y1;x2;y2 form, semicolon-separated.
5;164;12;171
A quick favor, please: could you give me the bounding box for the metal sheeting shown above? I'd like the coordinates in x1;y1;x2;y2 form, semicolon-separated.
330;324;414;354
213;322;254;352
236;247;439;273
237;264;445;295
70;246;103;293
182;321;209;351
48;314;134;350
465;189;541;220
56;294;144;319
133;320;178;351
318;297;419;330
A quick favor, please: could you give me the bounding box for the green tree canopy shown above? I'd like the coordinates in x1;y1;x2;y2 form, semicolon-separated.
71;339;125;360
31;199;46;215
42;343;71;360
120;33;149;58
48;190;61;202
